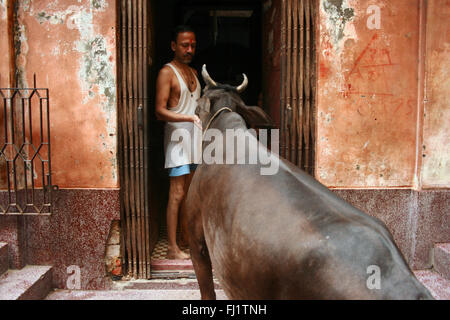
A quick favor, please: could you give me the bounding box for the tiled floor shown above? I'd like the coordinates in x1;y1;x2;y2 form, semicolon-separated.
150;226;189;260
150;226;193;273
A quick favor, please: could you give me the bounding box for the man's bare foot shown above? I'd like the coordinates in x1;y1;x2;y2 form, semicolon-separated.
178;240;189;250
167;246;190;260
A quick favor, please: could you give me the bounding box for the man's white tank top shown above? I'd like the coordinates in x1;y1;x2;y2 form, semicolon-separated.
163;63;202;169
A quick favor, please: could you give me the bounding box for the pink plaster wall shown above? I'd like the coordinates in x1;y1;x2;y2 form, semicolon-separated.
421;0;450;188
0;1;10;187
11;0;118;189
0;1;10;87
317;0;422;188
3;1;447;191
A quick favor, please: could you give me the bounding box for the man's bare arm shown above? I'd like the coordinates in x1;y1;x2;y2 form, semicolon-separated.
155;67;199;125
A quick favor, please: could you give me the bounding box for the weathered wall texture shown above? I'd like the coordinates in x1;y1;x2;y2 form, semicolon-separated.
315;0;449;269
0;0;120;288
317;0;423;188
0;0;11;86
263;0;449;190
421;0;450;188
26;189;120;290
14;0;118;189
0;1;9;186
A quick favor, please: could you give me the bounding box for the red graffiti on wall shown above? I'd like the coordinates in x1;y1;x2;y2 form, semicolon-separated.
341;33;398;98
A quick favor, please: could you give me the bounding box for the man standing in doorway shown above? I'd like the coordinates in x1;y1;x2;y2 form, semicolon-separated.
155;25;202;260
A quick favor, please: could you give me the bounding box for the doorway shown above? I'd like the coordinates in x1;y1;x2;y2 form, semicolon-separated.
147;0;263;276
117;0;317;279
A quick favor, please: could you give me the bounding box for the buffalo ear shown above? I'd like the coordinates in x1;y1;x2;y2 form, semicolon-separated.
236;104;275;128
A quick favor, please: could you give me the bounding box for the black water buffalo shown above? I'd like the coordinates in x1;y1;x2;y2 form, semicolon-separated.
183;65;433;300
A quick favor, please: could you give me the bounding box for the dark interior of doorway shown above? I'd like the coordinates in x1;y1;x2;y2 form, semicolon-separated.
148;0;263;269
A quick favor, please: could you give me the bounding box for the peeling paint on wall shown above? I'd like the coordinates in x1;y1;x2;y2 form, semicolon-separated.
14;15;29;88
0;0;7;21
11;0;118;188
91;0;108;12
78;36;116;108
27;3;116;116
322;0;354;47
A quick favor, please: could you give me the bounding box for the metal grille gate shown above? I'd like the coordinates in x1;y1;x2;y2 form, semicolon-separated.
280;0;317;175
117;0;151;279
0;75;54;215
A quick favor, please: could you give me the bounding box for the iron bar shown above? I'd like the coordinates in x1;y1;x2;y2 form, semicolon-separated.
280;0;286;159
136;0;146;279
131;0;142;279
286;0;292;162
126;0;138;279
142;0;151;279
297;0;305;167
119;0;128;278
119;0;132;277
310;0;317;177
291;0;298;165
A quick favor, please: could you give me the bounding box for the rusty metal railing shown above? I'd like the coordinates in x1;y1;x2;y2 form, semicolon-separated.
0;75;55;215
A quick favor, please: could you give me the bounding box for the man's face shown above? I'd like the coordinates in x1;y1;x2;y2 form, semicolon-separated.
171;31;196;64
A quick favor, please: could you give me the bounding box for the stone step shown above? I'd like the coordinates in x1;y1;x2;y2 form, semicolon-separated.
0;265;53;300
0;242;8;277
414;270;450;300
46;278;227;300
45;288;229;300
46;272;449;300
434;243;450;280
150;258;194;272
112;278;222;290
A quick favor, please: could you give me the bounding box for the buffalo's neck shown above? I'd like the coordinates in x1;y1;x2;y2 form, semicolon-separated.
202;112;255;166
210;111;247;133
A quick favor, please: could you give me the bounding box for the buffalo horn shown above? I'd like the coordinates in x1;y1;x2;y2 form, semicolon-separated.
236;73;248;93
202;64;218;88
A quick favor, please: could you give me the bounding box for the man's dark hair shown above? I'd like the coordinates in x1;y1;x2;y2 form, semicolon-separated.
172;25;195;42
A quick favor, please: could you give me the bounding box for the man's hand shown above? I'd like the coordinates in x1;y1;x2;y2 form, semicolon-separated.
191;115;202;129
